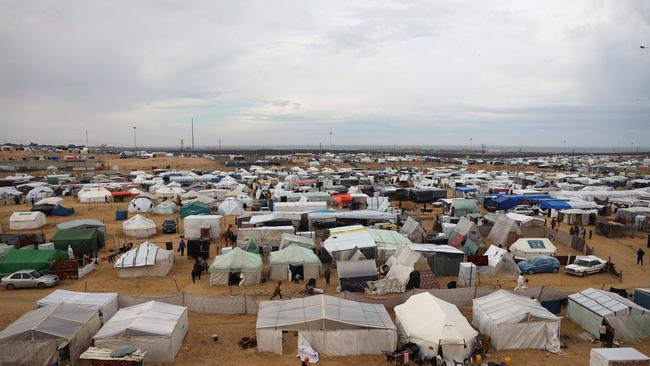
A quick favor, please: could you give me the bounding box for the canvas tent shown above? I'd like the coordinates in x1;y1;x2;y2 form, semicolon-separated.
237;226;295;249
395;292;478;361
51;227;101;256
400;216;426;243
183;215;222;239
323;225;377;262
279;233;316;250
9;211;47;230
114;242;174;278
256;295;397;356
128;196;154;212
208;247;262;286
56;219;107;247
217;198;244;216
408;243;465;276
26;186;55;202
509;238;557;260
180;201;210;218
122;214;157;238
269;244;322;281
152;200;177;214
589;348;650;366
77;187;111;203
337;259;378;292
472;290;561;352
369;228;412;262
568;288;650;342
0;249;68;275
93;301;188;363
477;245;521;277
0;302;101;366
37;290;119;324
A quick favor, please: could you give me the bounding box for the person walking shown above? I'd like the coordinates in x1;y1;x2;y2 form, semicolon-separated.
637;248;645;266
324;265;331;287
589;229;593;240
582;228;586;239
179;239;186;256
270;281;283;300
192;259;202;283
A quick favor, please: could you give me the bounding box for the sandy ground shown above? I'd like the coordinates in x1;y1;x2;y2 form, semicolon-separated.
0;162;649;364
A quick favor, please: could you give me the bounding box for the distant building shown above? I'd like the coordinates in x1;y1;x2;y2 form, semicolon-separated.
291;153;314;164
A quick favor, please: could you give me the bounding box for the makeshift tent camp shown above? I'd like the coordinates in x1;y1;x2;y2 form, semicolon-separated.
51;227;101;256
37;290;119;324
122;214;157;238
9;211;46;230
56;219;106;248
256;295;397;356
269;244;322;281
336;259;378;292
408;243;465;276
589;348;650;366
208;247;262;286
217;198;244;216
93;301;188;363
114;242;174;278
323;225;377;262
395;292;478;361
152;200;177;214
509;238;557;260
369;246;430;294
568;288;650;342
183;215;222;239
237;226;295;249
0;302;102;366
369;228;412;262
477;245;521;277
128;196;154;212
77;187;111;203
0;249;67;275
279;233;316;250
472;290;561;352
400;216;426;243
450;198;480;217
180;201;210;218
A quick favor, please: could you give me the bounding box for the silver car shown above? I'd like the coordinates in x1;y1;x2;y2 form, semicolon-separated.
1;270;59;290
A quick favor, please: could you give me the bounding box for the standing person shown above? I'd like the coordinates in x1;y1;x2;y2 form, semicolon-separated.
179;239;186;256
569;227;574;236
551;219;556;230
599;322;608;347
201;258;209;273
270;281;283;300
589;229;593;240
637;248;645;266
104;195;109;204
606;324;615;348
324;265;331;287
582;228;586;239
224;225;234;246
192;259;202;282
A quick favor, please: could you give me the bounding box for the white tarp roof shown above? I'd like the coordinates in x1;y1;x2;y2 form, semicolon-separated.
256;295;395;330
590;348;650;365
38;290;117;309
568;288;648;317
115;242;161;268
509;238;557;259
505;212;534;223
94;301;186;338
0;302;98;341
474;290;559;325
408;243;464;255
323;225;376;253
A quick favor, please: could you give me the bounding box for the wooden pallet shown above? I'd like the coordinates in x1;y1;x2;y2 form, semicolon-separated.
52;259;79;279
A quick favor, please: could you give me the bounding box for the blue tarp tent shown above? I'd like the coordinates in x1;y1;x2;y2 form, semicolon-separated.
455;186;477;193
493;194;549;210
538;199;572;210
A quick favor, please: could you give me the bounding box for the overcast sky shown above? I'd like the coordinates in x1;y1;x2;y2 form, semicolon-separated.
1;1;649;148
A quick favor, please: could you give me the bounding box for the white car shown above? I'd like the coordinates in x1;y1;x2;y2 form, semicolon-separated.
512;205;536;216
565;255;607;277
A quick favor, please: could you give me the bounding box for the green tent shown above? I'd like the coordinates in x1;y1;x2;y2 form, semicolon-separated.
0;249;68;275
422;247;465;277
209;247;262;273
462;234;482;256
269;244;321;267
450;199;480;217
56;220;106;248
51;227;101;256
243;237;260;254
180;201;210;218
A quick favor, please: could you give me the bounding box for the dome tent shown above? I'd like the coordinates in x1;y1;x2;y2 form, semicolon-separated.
208;247;262;286
153;200;177;214
122;214;156;238
128;196;154;213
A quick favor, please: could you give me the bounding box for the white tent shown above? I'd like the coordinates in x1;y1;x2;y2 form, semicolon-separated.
9;211;47;230
237;226;295;249
114;242;174;278
26;186;55;202
323;225;376;262
472;290;561;352
155;186;185;200
37;289;119;324
394;292;477;361
590;348;650;366
122;214;157;238
256;295;397;356
0;302;101;366
183;215;222;239
128;196;154;213
509;238;557;260
152;200;177;214
279;233;316;250
217;198;244;216
93;301;188;363
34;197;63;206
273;201;327;212
477;245;521;277
77;187;111;203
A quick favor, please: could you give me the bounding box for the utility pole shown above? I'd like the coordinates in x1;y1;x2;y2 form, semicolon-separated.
219;139;221;152
132;126;137;150
329;132;332;150
180;139;184;154
85;130;89;148
191;118;195;150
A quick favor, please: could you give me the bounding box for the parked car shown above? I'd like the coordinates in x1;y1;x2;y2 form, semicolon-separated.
162;219;177;234
565;255;607;277
517;255;560;274
1;270;59;290
511;205;536;216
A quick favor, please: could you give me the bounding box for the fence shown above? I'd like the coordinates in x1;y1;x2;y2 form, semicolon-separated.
337;286;574;308
118;292;258;315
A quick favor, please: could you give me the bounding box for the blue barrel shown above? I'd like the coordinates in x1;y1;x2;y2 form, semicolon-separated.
115;210;128;221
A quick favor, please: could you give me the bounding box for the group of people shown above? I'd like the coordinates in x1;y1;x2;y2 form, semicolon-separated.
569;225;592;240
191;258;209;283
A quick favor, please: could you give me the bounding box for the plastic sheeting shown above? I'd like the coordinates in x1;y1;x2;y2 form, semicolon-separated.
38;290;119;323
